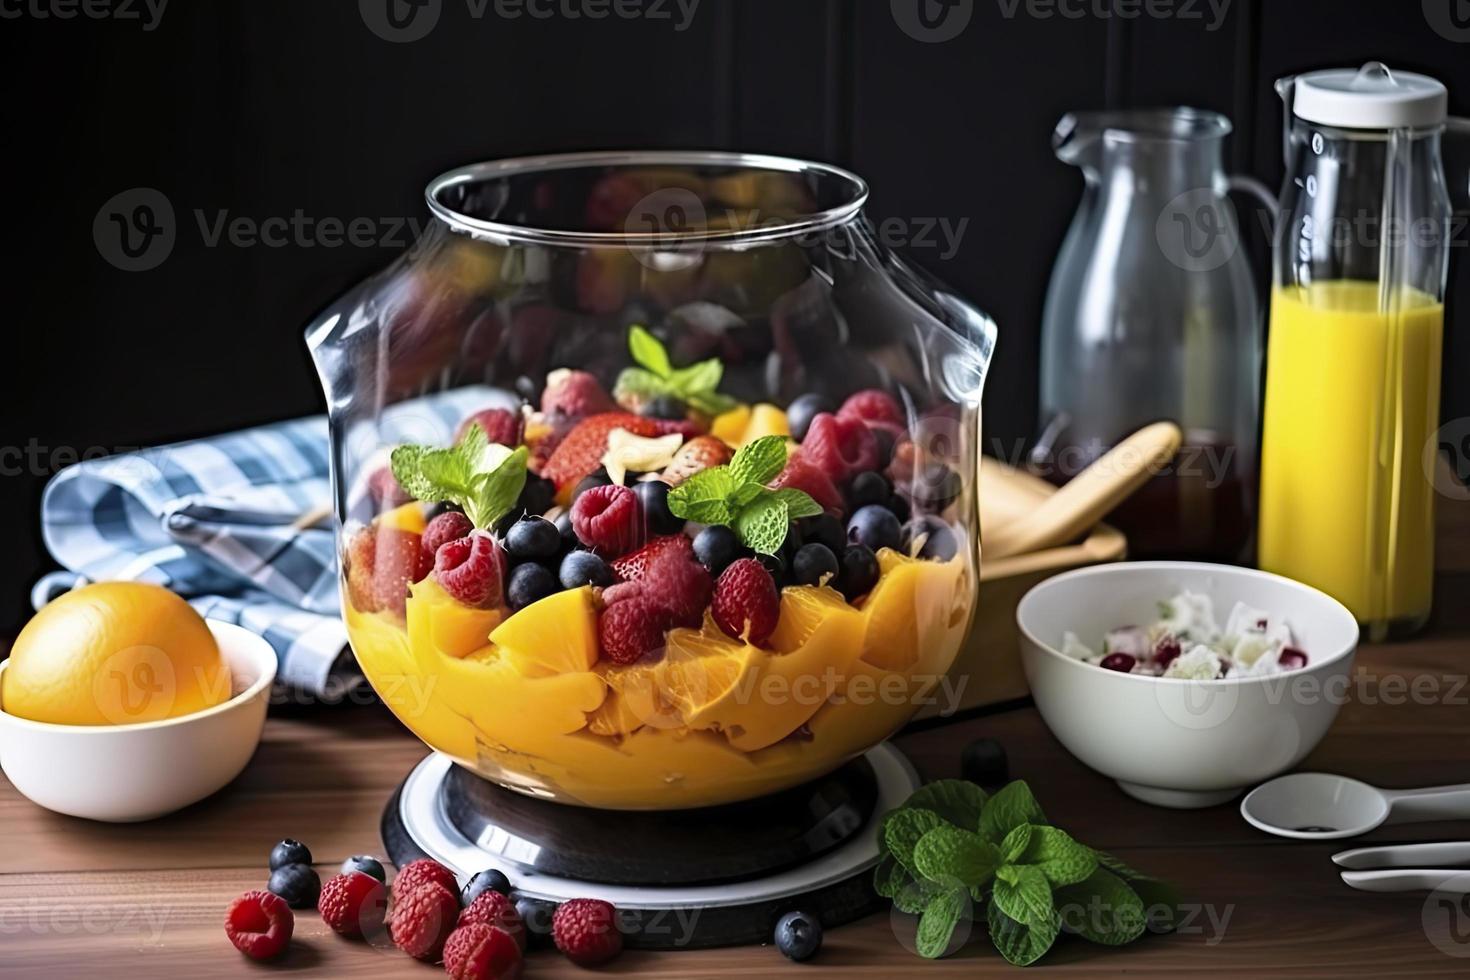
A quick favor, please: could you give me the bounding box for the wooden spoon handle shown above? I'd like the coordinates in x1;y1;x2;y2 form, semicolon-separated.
984;422;1183;560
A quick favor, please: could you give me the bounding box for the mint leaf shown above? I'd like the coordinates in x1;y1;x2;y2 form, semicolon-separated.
1092;849;1154;883
884;808;946;876
613;366;666;401
1022;826;1098;887
987;895;1061;967
913;826;1001;889
993;865;1054;929
454;421;492;471
730;481;767;507
628;324;673;377
902;779;988;831
1000;824;1033;864
1054;868;1146;946
667;467;738;524
980;781;1047;844
464;445;528;530
389;445;442;503
915;886;969;959
735;494;790;555
772;487;823;519
874;854;910;899
617;324;735;416
894;875;945;915
728;435;789;486
668;357;721;394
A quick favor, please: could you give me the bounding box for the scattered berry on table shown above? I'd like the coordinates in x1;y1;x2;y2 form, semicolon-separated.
459;889;526;948
460;868;513;906
268;839;312;871
961;737;1010;788
267;863;321;910
224;889;294;961
1098;653;1137;673
559;549;614;589
598;596;673;664
394;858;459;897
505;516;561;561
847;470;892;510
423;511;474;561
838;388;904;429
456;407;524;448
692;525;743;577
541;369;616;420
847;505;903;552
802;413;880;483
435;530;504;609
340;855;387;883
712;558;780;647
774;910;823;962
390;881;461;961
903;516;959;561
769;453;845;514
318;871;388;938
792;543;839;587
507;561;559;610
571;484;644;556
443;922;524;980
837;544;880;601
798;513;846;555
643;394;688;420
552;898;624;966
515;896;556;948
634;479;684;535
786;393;834;442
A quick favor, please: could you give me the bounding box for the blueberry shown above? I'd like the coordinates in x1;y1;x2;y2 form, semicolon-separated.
888;492;912;523
643;394;688;420
912;462;962;511
461;868;513;906
425;501;465;521
268;838;312;871
872;426;898;468
506;516;561;561
837;545;880;601
516;895;556;948
792;543;839;586
960;738;1009;788
798;513;845;555
508;562;559;609
774;910;823;962
555;510;579;549
635;480;684;535
693;525;742;576
848;471;891;510
758;550;790;587
847;505;902;552
560;549;614;589
516;475;555;517
904;516;959;561
267;863;321;909
573;472;613;500
787;393;834;443
340;855;387;883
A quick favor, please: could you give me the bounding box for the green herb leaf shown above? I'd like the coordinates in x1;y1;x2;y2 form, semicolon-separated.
616;325;736;416
1130;875;1183;935
465;446;529;530
728;435;789;486
913;826;1001;889
735;493;790;555
980;780;1047;844
386;423;527;531
1092;849;1154;883
666;467;738;524
894;875;945;915
884;808;947;876
1022;826;1099;887
771;487;823;519
993;864;1054;931
873;855;910;899
987;895;1061;967
628;324;673;377
902;779;988;832
1054;868;1147;946
668;358;722;396
1000;824;1034;864
612;366;667;402
916;887;969;959
390;445;443;503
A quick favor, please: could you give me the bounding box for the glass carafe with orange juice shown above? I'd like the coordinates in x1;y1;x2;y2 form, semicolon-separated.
1260;63;1468;639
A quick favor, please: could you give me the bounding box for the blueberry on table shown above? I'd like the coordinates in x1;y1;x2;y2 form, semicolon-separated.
787;393;834;443
847;471;891;510
961;738;1009;788
508;562;559;609
340;855;387;883
847;504;902;552
798;513;846;554
837;544;880;601
792;543;839;586
693;525;742;577
461;868;513;906
506;516;562;561
774;910;823;962
634;479;684;535
516;895;556;948
268;838;312;871
267;863;321;909
560;549;614;589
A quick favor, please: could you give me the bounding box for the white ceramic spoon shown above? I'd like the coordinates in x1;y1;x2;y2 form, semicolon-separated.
1333;842;1470;894
1240;772;1470;840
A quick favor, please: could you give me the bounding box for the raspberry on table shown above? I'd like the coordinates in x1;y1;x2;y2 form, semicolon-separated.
443;922;524;980
802;413;880;484
459;890;526;949
456;407;524;448
598;596;673;664
712;558;780;647
393;858;459;896
571;484;644;557
224;889;294;961
552;898;624;966
838;388;905;429
434;531;504;609
390;880;461;961
423;510;474;560
318;871;388;938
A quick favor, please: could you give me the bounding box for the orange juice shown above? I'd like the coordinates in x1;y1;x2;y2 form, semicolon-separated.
1258;281;1443;633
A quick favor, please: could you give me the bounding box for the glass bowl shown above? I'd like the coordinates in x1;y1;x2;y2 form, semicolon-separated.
307;151;996;809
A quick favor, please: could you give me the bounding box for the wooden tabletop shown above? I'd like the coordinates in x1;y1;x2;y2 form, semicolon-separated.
4;496;1469;978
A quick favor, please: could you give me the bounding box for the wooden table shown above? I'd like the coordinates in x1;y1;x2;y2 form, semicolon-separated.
4;498;1468;978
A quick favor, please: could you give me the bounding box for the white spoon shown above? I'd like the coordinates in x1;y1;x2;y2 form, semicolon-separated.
1240;772;1470;840
1333;842;1470;894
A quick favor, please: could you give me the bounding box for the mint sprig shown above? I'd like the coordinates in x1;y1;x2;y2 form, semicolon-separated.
874;779;1171;965
389;422;528;531
614;324;738;416
665;435;821;554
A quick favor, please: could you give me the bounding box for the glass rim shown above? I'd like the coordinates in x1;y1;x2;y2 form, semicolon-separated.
425;150;871;248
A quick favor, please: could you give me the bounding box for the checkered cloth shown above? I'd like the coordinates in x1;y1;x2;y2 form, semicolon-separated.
35;388;504;699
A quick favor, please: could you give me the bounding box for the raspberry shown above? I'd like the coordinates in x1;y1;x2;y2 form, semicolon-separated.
443;923;524;980
662;435;733;486
435;530;505;609
394;858;459;896
838;388;905;429
571;484;644;557
598;596;673;664
541;369;617;420
423;510;474;560
712;558;780;647
610;535;709;627
802;413;879;483
459;890;526;949
610;533;694;582
348;525;434;616
368;466;412;507
552;898;624;966
456;407;525;448
390;881;460;961
318;871;388;938
224;889;293;961
541;413;684;490
769;453;845;514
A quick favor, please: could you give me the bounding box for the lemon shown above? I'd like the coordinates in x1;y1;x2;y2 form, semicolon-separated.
2;582;230;726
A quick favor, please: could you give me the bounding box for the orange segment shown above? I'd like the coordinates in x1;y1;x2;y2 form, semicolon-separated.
406;579;502;659
711;405;751;444
490;587;599;676
660;627;760;728
743;403;791;443
769;585;854;653
860;550;970;671
380;502;427;534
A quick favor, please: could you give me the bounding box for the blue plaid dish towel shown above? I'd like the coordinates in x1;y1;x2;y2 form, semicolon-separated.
35;388;500;699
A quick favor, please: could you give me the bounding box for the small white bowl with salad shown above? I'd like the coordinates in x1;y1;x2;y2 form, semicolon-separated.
1017;562;1359;809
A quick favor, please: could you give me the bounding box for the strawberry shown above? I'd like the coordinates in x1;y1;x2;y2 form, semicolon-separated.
662;435;733;486
541;413;664;490
541;369;616;420
769;453;844;514
838;388;905;429
367;466;412;508
347;525;434;616
801;412;879;483
610;534;695;582
712;558;780;647
456;407;525;447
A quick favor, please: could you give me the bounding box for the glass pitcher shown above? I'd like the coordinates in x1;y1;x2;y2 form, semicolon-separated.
1259;63;1470;640
1034;108;1272;562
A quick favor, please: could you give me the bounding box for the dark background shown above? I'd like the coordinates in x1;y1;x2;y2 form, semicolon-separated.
4;0;1469;636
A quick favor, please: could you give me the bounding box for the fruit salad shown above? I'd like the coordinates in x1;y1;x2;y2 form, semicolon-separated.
341;326;974;809
1061;591;1310;679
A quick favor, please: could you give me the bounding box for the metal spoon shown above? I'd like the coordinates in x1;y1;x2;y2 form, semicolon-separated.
1240;772;1470;841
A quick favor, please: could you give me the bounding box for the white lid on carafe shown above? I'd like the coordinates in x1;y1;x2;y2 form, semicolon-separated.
1290;62;1447;129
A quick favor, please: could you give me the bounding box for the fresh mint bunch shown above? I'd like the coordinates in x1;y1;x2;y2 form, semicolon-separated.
874;779;1172;965
666;434;821;555
614;324;738;416
389;422;528;531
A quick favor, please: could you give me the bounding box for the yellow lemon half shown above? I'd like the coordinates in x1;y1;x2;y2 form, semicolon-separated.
2;582;230;726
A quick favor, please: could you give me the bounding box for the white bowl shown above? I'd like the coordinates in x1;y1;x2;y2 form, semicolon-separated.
0;620;276;822
1017;562;1359;808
